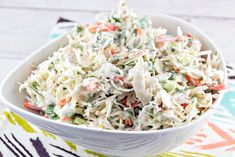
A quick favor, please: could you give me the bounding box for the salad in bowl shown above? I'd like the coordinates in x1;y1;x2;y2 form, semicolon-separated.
0;1;227;156
19;1;225;132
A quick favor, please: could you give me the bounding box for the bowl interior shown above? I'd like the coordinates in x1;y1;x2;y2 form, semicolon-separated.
0;13;226;128
1;34;69;109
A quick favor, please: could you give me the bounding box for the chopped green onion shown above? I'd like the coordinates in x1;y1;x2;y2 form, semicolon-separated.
50;114;60;120
45;103;59;120
74;117;86;125
163;81;175;92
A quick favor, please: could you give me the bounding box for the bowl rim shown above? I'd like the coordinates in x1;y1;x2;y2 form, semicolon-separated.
0;12;228;135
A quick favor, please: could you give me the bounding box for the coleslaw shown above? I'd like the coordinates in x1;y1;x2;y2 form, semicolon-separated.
19;0;225;131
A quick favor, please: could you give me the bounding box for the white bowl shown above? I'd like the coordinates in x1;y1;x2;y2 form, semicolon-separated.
0;14;227;157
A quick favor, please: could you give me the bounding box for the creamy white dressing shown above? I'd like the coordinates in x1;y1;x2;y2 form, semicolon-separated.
19;0;224;131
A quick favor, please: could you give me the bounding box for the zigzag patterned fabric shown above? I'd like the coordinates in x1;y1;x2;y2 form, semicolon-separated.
0;19;234;157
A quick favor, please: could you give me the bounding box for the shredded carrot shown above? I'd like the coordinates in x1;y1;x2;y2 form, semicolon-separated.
156;41;165;48
57;95;72;107
110;48;119;55
185;73;201;86
96;22;102;26
101;28;109;32
57;97;66;106
23;100;41;111
106;24;120;31
176;68;181;73
193;79;202;86
88;22;121;32
209;84;225;90
89;26;98;33
60;116;71;122
124;118;133;127
23;100;32;108
185;73;192;82
136;27;142;35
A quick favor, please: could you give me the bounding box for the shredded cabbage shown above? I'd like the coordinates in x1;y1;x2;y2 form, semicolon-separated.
19;0;225;131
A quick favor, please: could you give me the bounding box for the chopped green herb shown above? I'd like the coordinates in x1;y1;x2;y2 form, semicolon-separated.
63;87;67;90
72;43;83;51
111;69;121;75
30;81;43;96
125;60;136;67
112;17;121;23
108;16;121;23
76;25;84;33
117;64;125;69
45;103;55;115
50;114;60;120
32;81;39;88
45;103;59;120
74;117;86;125
169;73;174;80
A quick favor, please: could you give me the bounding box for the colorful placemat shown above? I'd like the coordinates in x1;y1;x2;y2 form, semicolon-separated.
0;18;234;157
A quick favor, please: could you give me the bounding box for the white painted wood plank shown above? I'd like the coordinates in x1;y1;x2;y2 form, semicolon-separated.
0;58;20;112
0;8;97;59
0;58;19;114
0;0;235;19
0;58;21;114
0;8;235;62
0;58;21;83
190;18;235;62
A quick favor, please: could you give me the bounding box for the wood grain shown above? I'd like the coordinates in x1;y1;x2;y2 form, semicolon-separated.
0;7;234;61
0;0;235;18
0;8;96;59
0;58;20;112
190;18;235;59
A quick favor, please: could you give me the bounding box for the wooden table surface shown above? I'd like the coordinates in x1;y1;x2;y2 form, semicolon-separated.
0;0;234;112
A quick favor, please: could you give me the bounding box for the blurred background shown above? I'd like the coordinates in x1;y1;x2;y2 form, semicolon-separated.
0;0;234;83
